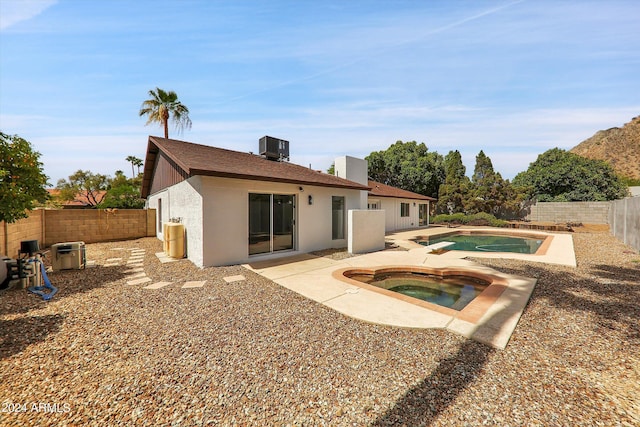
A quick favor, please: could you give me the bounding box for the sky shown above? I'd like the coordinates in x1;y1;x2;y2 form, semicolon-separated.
1;0;639;185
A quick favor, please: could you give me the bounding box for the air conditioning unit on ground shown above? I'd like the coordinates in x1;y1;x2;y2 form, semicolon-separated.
51;241;86;271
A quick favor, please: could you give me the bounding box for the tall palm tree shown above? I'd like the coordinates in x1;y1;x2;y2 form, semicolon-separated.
139;87;192;138
125;155;142;178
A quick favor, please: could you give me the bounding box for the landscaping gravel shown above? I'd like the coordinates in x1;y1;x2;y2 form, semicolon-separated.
1;231;638;426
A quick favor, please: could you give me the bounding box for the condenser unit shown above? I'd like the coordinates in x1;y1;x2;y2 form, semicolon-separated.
51;241;86;271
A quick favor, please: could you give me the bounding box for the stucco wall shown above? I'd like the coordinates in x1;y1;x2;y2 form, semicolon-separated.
372;198;428;232
348;209;385;254
147;179;204;266
155;176;366;267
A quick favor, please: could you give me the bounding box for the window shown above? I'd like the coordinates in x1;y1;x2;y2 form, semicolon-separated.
368;202;380;210
332;196;345;240
400;202;410;217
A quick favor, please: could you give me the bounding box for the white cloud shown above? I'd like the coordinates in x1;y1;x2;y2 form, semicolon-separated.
0;0;57;30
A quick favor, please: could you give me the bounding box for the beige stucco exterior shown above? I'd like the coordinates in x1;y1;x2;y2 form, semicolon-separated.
147;175;364;267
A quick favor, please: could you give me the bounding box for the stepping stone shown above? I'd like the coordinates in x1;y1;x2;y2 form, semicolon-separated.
86;260;97;268
103;263;119;267
223;275;246;283
127;259;144;265
110;248;125;251
106;258;122;262
144;281;172;290
127;277;152;285
127;263;144;268
125;267;144;273
130;249;146;253
127;272;146;279
182;281;206;289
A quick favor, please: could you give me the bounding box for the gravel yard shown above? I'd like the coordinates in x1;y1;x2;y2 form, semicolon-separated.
1;231;638;426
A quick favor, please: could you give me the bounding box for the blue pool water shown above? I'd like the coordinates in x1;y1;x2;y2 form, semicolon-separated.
422;233;543;254
347;272;487;311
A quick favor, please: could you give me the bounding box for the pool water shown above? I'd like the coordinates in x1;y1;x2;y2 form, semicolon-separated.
422;233;543;254
346;272;487;311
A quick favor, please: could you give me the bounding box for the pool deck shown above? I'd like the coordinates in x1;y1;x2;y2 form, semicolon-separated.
244;227;576;349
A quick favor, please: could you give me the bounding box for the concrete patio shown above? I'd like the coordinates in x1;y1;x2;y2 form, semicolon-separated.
244;227;576;349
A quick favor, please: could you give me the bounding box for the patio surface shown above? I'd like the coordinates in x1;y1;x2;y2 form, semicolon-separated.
244;227;574;349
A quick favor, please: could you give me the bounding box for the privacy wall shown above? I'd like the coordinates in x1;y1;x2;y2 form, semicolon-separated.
609;197;640;252
1;209;156;258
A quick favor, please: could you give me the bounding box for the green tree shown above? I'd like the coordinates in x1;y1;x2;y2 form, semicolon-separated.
513;148;628;201
366;141;444;198
463;151;527;219
101;171;145;209
0;132;49;223
437;150;470;214
56;170;110;207
139;87;192;138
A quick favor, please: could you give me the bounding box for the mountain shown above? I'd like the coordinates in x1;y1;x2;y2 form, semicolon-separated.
570;116;640;180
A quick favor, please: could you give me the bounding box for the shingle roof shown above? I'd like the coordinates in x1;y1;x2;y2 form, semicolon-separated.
141;136;370;197
368;180;437;201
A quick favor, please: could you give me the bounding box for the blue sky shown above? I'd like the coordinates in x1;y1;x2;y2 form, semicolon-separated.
1;0;638;185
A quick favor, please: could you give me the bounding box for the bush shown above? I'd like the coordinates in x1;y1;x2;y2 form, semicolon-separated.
430;212;508;227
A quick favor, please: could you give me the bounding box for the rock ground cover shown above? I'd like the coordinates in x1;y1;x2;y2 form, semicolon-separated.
0;232;638;426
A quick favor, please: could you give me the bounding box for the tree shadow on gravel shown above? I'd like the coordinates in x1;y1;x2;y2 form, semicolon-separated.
372;340;494;427
372;267;534;426
0;266;130;317
372;259;639;426
0;314;65;360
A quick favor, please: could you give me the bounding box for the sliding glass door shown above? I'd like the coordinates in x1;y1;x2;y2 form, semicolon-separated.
249;193;295;255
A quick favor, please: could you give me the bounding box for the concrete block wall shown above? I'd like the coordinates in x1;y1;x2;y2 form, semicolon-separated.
609;197;640;252
1;209;156;257
0;210;45;257
44;209;156;246
525;201;610;224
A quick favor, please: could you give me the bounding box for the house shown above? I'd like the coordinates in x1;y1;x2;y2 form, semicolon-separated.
141;136;370;267
46;189;108;208
141;136;437;267
366;180;436;232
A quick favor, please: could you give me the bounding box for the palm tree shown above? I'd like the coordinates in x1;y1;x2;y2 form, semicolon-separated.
133;158;143;176
139;87;192;138
125;155;142;178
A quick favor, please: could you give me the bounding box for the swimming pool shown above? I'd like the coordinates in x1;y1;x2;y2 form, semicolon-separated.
419;231;548;254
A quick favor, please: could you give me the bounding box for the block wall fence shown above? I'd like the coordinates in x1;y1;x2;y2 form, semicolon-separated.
1;209;156;258
524;201;611;224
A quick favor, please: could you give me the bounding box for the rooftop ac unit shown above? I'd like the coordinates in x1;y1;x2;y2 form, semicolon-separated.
259;136;289;161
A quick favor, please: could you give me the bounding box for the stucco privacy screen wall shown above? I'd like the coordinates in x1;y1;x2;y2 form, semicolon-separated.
1;209;156;258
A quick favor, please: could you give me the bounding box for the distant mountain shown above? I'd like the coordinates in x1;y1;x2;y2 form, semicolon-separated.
570;116;640;180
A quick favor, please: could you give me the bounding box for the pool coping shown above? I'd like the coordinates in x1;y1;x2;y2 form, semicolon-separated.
332;265;509;324
411;229;554;256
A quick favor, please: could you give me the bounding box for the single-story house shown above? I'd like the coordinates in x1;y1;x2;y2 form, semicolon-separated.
141;136;436;267
367;180;436;232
